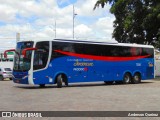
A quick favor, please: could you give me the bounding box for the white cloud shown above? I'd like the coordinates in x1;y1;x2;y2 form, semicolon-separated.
75;24;93;38
93;16;115;38
0;4;17;22
75;0;111;17
0;0;116;52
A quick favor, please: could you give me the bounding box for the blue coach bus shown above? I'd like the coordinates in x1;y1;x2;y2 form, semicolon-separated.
5;39;154;88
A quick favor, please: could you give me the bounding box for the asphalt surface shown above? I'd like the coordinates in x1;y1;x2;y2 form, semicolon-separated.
0;79;160;120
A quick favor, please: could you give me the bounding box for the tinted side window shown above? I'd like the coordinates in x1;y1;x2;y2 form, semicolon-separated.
4;68;12;71
74;43;85;54
142;48;154;58
72;44;133;57
51;42;153;59
51;42;75;60
130;47;142;56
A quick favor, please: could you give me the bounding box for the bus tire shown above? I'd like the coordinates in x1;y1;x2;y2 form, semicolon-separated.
63;75;68;86
57;75;63;88
132;73;141;84
39;84;45;88
65;81;68;86
123;73;131;84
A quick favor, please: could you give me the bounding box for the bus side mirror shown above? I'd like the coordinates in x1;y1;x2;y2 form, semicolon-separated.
4;49;15;58
22;48;37;58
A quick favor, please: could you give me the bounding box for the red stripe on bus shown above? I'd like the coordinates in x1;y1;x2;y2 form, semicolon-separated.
54;50;150;61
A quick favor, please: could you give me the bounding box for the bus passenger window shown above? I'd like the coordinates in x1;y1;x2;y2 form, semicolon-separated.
131;47;142;56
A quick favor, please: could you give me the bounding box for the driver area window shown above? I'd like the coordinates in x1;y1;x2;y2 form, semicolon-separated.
33;41;49;70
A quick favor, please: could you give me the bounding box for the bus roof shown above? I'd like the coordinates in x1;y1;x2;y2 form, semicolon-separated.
18;38;154;48
54;39;154;48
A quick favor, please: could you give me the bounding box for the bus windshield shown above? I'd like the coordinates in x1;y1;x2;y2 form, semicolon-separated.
13;41;34;72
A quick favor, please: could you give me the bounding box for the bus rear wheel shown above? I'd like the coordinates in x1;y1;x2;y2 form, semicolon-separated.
123;73;131;84
131;73;141;84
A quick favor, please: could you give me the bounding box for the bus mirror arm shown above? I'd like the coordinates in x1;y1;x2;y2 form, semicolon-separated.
4;49;16;58
22;48;37;58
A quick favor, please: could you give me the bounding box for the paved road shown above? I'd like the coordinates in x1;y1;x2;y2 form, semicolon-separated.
1;79;160;120
1;79;160;112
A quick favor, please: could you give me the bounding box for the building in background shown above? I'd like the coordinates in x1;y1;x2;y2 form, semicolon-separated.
0;52;14;62
0;51;13;69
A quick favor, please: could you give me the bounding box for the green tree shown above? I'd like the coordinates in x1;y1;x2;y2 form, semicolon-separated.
94;0;160;46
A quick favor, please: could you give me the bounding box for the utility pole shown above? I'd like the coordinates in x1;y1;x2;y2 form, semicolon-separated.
54;20;56;38
16;32;20;42
73;5;77;39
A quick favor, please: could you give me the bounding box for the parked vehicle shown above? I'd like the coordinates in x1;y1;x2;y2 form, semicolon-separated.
0;68;12;80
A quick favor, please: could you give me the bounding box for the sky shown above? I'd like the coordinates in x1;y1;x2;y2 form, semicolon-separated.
0;0;115;52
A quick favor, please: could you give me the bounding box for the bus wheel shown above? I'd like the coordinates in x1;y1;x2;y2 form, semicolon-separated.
39;84;45;88
57;75;63;88
132;73;141;84
123;73;131;84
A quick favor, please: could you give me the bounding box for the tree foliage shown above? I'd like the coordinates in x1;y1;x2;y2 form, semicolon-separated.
94;0;160;46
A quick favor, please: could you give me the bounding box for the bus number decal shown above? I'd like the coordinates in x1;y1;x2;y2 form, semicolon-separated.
136;63;141;66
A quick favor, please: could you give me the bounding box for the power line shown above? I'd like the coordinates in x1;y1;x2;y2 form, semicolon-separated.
0;38;16;39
